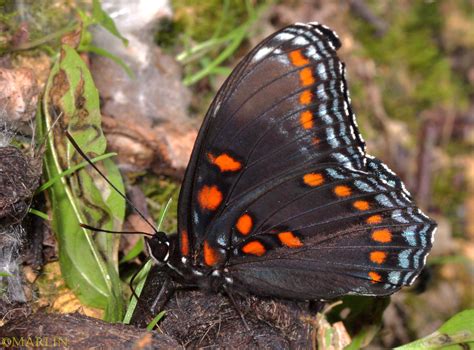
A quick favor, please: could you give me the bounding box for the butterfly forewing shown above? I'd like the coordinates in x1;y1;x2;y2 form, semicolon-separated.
176;23;436;299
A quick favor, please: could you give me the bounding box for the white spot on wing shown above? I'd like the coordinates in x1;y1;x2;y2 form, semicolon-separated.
293;36;309;45
317;63;327;80
253;46;272;62
327;127;339;147
274;32;295;41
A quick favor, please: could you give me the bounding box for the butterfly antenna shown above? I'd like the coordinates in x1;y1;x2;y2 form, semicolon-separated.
35;109;63;158
79;223;154;237
65;131;159;235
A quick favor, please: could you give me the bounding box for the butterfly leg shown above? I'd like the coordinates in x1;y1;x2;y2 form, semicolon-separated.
128;258;151;301
222;284;251;331
309;300;326;314
130;265;176;327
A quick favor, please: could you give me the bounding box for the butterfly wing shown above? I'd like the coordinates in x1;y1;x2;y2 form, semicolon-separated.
177;23;436;298
224;157;435;298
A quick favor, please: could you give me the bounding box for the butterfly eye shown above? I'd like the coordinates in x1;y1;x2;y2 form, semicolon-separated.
145;234;170;263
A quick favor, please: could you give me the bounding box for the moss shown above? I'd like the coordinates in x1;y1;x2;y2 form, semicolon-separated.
172;0;253;43
154;17;185;51
0;0;78;53
349;1;470;240
431;167;466;237
351;1;468;127
135;175;180;234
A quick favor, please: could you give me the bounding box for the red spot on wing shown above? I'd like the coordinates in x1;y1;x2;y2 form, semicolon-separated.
353;200;370;211
369;271;382;283
208;153;242;172
288;50;310;66
299;90;312;105
278;231;303;248
303;173;324;187
204;241;219;266
236;214;253;235
370;251;387;264
242;241;266;256
299;67;315;86
300;110;313;129
334;185;352;197
198;185;223;211
312;137;321;145
366;215;383;224
180;230;189;256
372;229;392;243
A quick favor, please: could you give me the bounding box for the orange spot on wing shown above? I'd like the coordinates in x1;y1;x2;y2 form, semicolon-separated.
242;241;266;256
180;230;189;256
299;90;312;105
334;185;352;197
367;215;383;224
300;110;313;129
278;231;303;248
288;50;310;66
236;214;253;235
353;200;370;211
198;185;223;211
208;153;242;172
369;271;382;283
372;229;392;243
299;67;315;86
303;173;324;187
204;241;219;266
312;137;321;145
370;251;387;264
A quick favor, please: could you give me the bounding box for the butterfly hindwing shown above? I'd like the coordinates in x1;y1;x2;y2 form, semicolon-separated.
224;161;435;298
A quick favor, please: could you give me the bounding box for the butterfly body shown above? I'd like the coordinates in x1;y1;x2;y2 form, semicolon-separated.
143;22;436;306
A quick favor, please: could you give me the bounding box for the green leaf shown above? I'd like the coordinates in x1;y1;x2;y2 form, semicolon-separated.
395;309;474;350
40;44;125;321
91;0;128;45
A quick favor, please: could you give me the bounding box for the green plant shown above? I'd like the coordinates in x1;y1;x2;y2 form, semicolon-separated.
395;309;474;349
38;43;126;321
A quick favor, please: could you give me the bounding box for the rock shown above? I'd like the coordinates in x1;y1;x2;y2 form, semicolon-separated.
0;67;38;128
89;0;197;178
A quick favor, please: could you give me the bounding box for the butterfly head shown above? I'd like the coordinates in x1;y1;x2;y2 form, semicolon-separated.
144;231;170;265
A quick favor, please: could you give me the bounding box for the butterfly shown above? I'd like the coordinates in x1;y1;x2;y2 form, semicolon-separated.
138;22;437;311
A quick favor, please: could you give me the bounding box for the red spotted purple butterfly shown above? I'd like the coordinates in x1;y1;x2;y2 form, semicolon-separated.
76;22;436;316
140;22;436;305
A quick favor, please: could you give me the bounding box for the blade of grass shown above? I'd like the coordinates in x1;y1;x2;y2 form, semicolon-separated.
80;45;134;79
120;239;144;264
28;208;50;220
7;23;78;52
122;259;152;324
182;25;248;86
146;311;166;331
156;197;173;232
